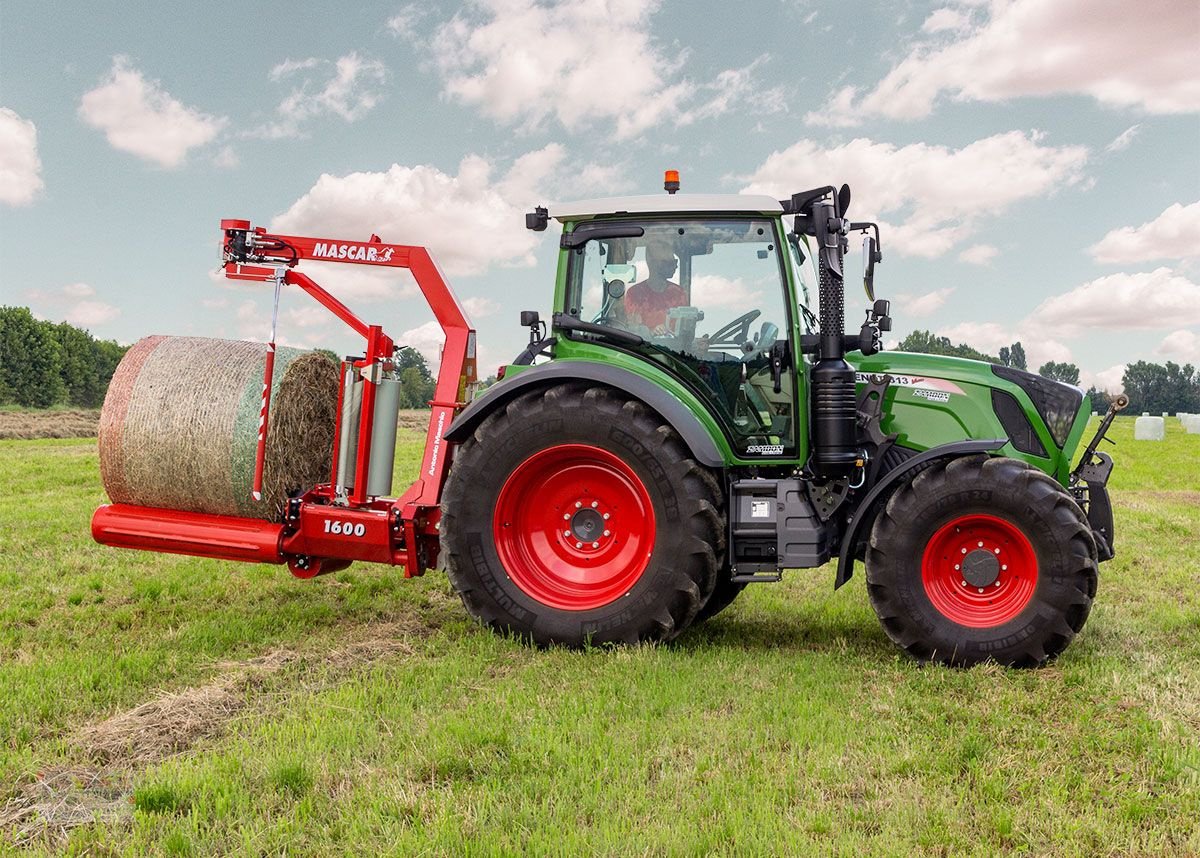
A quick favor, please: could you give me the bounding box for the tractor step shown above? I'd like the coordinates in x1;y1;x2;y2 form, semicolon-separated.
730;572;783;583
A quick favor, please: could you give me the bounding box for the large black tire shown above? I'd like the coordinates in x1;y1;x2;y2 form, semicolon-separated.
441;383;723;646
866;455;1098;667
693;577;747;623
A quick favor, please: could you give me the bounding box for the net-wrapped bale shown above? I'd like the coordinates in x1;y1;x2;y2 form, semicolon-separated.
99;336;339;521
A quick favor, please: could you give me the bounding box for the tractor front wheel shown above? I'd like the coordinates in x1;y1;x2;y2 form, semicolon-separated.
440;383;723;646
866;455;1098;667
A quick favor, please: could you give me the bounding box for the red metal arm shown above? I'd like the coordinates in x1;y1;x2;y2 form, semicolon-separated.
219;223;476;514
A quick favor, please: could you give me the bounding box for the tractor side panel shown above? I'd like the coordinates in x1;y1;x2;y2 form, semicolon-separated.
849;352;1070;479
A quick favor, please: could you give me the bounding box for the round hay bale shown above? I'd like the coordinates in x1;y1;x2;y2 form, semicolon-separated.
99;336;339;521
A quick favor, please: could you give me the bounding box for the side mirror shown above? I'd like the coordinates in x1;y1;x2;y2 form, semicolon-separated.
862;235;878;301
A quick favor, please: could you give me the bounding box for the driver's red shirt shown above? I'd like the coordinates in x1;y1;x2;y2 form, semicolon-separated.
625;281;687;330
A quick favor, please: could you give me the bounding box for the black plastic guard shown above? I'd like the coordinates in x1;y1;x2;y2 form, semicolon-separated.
443;361;725;467
1085;480;1115;562
834;439;1008;589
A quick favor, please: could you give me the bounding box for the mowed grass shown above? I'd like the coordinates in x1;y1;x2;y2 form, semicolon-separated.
0;417;1197;855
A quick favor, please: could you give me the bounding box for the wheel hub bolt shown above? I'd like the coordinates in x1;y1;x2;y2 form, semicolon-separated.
603;513;610;520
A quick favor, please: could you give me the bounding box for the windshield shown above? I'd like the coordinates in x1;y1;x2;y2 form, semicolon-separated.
564;216;798;458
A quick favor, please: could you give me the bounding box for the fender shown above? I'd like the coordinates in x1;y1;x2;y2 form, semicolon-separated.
444;361;725;467
834;438;1007;589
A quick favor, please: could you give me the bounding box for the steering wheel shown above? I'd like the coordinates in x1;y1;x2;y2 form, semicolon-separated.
707;310;761;348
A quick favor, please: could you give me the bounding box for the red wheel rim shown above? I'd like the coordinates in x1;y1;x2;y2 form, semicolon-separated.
493;444;655;610
921;514;1038;628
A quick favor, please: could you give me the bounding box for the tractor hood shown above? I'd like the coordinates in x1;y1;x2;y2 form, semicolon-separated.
847;350;1090;483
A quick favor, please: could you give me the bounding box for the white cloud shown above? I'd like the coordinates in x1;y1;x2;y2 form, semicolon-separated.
1156;329;1200;364
463;296;501;318
421;0;779;138
937;320;1073;369
386;6;423;39
252;52;387;139
79;56;226;167
66;301;120;327
575;162;635;195
398;320;445;367
741;131;1088;257
922;8;970;33
269;58;322;81
1082;363;1127;392
62;282;94;298
212;146;239;168
902;286;956;316
1088;202;1200;264
201;296;229;310
286;305;331;329
270;145;561;299
809;0;1200;125
1032;268;1200;333
25;282;120;328
680;57;787;126
1105;124;1142;153
958;244;999;265
0;107;44;205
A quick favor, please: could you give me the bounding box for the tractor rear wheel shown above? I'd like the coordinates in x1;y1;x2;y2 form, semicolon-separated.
866;455;1098;667
441;383;723;646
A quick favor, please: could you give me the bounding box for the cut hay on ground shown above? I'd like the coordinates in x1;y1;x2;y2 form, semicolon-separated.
0;410;100;440
99;336;338;521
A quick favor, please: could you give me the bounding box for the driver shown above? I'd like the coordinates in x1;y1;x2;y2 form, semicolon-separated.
623;244;688;332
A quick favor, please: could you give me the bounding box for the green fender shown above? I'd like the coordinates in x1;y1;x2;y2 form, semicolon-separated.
444;360;726;467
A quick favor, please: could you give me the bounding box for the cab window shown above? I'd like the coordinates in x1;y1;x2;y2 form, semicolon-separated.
566;217;796;458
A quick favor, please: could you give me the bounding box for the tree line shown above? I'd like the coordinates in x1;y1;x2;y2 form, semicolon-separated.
0;306;128;408
897;329;1199;414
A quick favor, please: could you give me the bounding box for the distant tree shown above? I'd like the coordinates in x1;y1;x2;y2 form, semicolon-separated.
0;307;65;407
896;330;999;364
1085;386;1111;413
0;307;128;408
1121;361;1200;414
1008;342;1027;370
395;348;435;408
1037;361;1081;386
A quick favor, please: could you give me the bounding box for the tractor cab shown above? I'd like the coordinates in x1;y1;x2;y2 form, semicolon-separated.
552;196;804;459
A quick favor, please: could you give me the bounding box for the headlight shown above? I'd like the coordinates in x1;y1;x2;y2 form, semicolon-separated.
992;366;1083;449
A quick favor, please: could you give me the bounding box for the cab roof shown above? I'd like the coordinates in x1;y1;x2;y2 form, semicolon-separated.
550;193;783;222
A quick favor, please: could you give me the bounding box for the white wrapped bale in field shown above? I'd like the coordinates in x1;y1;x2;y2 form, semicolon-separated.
1133;414;1165;441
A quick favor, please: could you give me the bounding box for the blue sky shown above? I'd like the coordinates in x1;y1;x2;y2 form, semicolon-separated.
1;0;1197;390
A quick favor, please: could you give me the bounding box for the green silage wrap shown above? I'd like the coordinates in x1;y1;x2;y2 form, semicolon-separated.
99;336;339;522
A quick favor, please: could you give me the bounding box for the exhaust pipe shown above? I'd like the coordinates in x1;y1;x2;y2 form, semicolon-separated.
809;195;859;478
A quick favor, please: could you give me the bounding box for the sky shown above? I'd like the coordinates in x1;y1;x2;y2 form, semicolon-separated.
1;0;1198;392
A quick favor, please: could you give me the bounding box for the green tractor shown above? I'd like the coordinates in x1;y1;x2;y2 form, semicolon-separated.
441;181;1120;666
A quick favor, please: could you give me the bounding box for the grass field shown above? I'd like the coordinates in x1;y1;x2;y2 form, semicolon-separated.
1;416;1197;855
